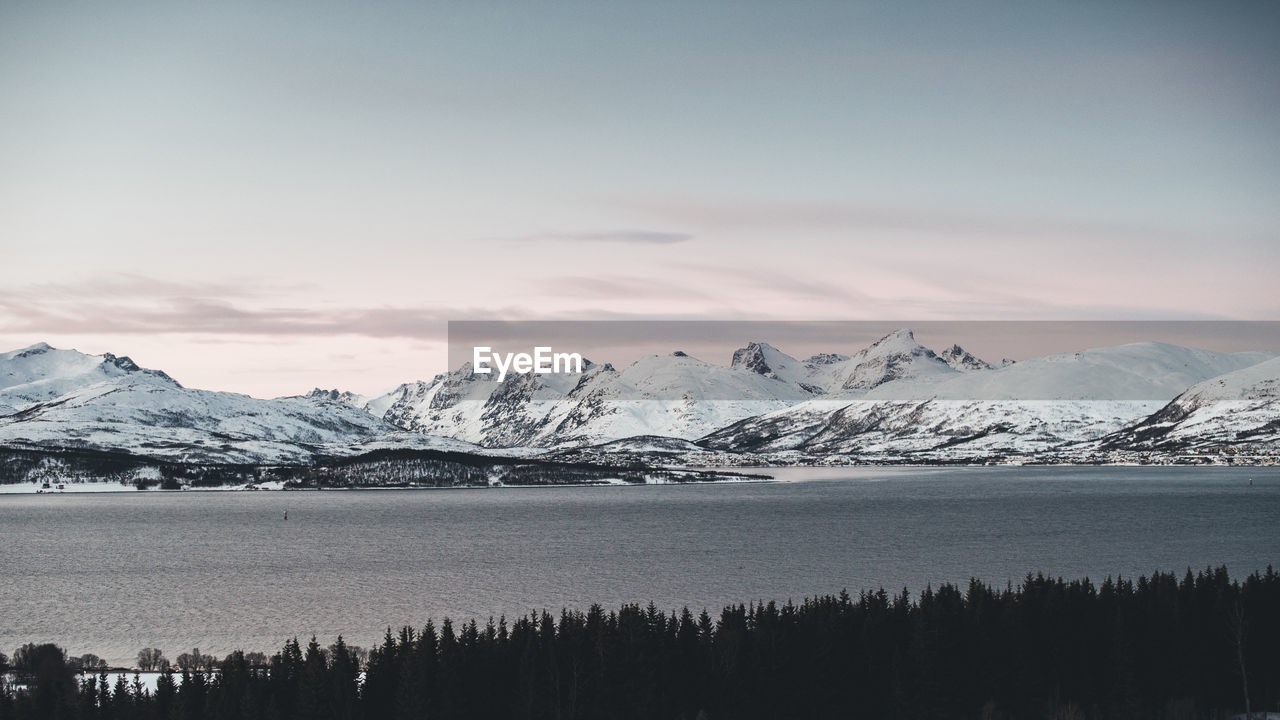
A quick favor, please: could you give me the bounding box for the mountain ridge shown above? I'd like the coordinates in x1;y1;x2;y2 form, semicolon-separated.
2;331;1278;470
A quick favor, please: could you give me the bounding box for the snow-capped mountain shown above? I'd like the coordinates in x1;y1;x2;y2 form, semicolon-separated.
731;342;832;393
366;359;604;448
304;388;371;408
350;331;1025;450
1100;356;1280;451
938;344;993;372
0;342;175;414
832;329;963;392
3;331;1277;468
0;343;476;464
537;350;813;444
859;342;1274;402
700;337;1277;458
367;349;817;448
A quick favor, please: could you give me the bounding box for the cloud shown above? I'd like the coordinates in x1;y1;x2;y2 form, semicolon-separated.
502;229;694;245
0;275;741;341
3;273;1262;357
669;262;867;304
533;274;714;301
619;198;1202;247
0;278;532;340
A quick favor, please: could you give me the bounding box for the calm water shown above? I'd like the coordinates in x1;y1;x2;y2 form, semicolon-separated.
2;466;1278;666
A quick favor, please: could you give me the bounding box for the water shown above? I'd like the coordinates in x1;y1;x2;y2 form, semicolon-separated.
2;466;1277;667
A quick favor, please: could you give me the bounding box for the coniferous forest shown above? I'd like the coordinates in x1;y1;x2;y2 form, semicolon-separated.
2;567;1277;720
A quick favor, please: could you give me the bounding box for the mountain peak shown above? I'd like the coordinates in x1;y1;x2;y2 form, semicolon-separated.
732;338;798;379
803;353;848;366
99;352;179;386
731;341;784;377
838;329;953;391
102;353;141;372
866;328;920;352
938;344;993;372
9;342;54;360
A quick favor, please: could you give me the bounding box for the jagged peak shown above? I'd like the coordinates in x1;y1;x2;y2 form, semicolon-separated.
838;329;952;391
5;342;56;360
731;341;776;369
102;353;141;372
856;329;931;360
871;328;916;346
671;350;690;357
730;340;779;360
732;340;777;354
938;344;993;372
101;352;180;386
804;353;848;366
731;341;792;379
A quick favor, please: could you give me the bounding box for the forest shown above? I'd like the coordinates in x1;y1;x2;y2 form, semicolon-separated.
2;566;1276;720
0;447;753;488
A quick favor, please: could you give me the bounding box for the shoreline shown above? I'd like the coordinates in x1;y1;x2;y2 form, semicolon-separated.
2;463;1274;494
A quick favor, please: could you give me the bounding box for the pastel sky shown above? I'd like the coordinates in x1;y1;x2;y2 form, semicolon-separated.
2;1;1278;397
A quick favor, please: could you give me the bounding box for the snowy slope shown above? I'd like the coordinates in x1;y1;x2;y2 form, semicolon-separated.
1100;356;1280;451
830;329;965;393
863;342;1275;401
701;339;1276;458
538;351;813;445
369;350;817;448
0;344;479;464
370;360;611;448
731;342;833;393
0;342;175;414
355;330;993;449
304;388;371;409
6;334;1276;465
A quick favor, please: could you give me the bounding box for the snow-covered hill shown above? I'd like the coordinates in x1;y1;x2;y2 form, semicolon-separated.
3;331;1277;468
359;332;1009;450
366;349;817;448
0;342;175;414
1100;356;1280;451
861;342;1274;402
700;336;1277;459
831;329;964;392
0;343;477;464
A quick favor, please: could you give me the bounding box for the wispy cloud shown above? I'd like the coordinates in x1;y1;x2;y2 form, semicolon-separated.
500;229;694;245
669;262;868;304
532;274;714;301
0;275;742;341
0;277;532;340
620;198;1203;247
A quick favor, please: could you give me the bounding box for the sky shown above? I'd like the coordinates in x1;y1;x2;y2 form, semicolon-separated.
1;1;1278;397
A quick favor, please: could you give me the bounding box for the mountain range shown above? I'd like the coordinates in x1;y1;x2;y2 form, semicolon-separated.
2;330;1278;479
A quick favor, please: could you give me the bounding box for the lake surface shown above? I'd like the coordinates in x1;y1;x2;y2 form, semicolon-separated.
2;466;1278;667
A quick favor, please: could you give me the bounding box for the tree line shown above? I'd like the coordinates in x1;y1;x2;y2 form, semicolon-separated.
1;566;1276;719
